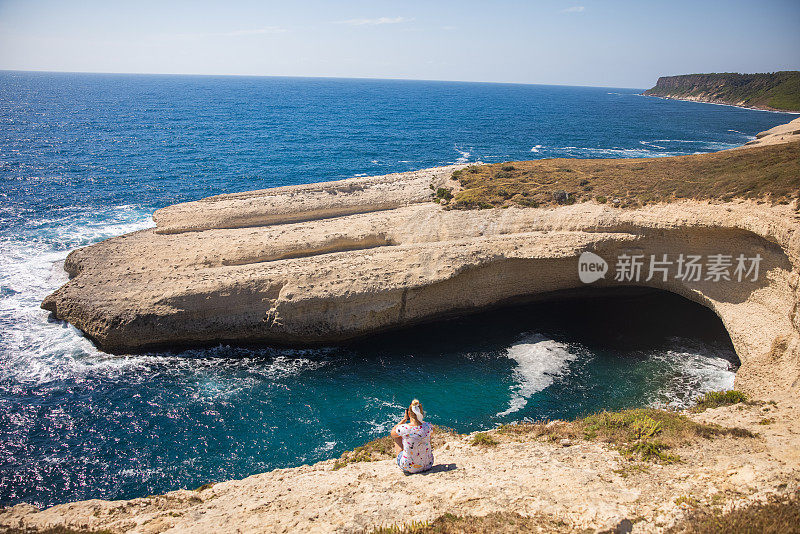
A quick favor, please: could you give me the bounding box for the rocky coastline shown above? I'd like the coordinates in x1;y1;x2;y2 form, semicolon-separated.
39;119;800;397
4;119;799;532
642;72;800;113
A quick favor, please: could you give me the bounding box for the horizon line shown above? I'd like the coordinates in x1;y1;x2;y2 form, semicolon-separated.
0;68;649;90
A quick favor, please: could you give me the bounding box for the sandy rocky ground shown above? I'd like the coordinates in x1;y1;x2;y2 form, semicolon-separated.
739;116;800;148
3;118;800;533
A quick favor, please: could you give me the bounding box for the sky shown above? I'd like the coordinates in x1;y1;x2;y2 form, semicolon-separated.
0;0;798;88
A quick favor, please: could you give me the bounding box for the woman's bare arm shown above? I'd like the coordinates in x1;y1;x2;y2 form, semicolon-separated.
390;409;409;438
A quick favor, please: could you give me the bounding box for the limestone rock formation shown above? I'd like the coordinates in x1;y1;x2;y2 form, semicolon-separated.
42;136;800;398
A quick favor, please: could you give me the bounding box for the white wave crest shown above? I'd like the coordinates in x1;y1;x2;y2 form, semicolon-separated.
0;206;155;384
639;140;666;149
648;345;736;409
497;334;576;416
454;146;471;164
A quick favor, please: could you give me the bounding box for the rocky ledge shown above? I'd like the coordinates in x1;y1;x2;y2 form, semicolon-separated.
41;123;800;398
2;398;799;533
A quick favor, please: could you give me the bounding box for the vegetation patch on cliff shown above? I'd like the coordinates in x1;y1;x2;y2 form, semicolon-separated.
368;492;800;533
450;141;800;210
368;511;573;533
690;390;749;412
498;407;754;464
643;71;800;112
666;491;800;534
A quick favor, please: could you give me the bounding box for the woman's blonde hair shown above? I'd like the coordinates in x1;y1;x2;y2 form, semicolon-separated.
408;399;424;424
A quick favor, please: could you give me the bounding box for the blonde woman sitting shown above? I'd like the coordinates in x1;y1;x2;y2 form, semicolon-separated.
390;399;434;474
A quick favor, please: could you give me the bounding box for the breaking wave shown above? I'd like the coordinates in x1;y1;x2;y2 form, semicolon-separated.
497;334;577;416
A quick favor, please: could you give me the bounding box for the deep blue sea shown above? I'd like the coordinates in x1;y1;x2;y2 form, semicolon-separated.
0;71;794;508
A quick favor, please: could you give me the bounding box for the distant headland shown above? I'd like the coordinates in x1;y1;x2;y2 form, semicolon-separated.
643;71;800;112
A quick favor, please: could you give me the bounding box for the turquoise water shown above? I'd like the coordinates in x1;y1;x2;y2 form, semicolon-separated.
0;72;791;508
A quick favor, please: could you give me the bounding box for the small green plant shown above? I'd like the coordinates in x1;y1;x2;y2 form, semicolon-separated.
631;415;663;440
471;432;498;447
596;195;608;203
613;463;649;478
370;519;431;533
194;482;215;492
692;390;748;412
625;440;679;463
435;187;453;202
501;164;516;171
675;495;700;507
759;418;775;425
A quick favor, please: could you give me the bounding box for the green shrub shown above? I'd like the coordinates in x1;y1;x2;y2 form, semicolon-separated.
692;390;748;412
435;187;453;202
471;432;498;447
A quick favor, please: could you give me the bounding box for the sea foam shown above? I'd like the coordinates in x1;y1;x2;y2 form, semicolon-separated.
497;334;576;416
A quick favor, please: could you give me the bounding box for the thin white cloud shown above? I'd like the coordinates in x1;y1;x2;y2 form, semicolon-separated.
172;27;288;39
561;6;585;13
336;17;413;26
216;27;288;37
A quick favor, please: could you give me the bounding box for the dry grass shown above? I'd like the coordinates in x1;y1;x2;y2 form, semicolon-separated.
666;492;800;534
691;390;749;412
469;432;498;447
498;408;754;463
367;511;573;533
449;141;800;210
365;493;800;533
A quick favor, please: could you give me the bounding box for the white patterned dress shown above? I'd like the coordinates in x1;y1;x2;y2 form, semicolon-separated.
395;421;434;473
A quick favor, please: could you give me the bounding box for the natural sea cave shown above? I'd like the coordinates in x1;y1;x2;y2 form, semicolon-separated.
0;287;738;508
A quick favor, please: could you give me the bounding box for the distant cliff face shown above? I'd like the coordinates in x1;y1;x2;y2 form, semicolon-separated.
643;72;800;112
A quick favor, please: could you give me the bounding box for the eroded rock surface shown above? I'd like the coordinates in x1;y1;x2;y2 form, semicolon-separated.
41;156;800;396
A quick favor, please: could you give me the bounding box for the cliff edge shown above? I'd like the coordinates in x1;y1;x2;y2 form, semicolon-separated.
643;71;800;112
